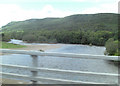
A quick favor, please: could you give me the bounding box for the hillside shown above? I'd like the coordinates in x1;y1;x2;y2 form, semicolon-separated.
1;13;119;46
2;13;118;32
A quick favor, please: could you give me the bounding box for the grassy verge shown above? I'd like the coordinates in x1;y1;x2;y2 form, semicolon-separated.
0;42;25;49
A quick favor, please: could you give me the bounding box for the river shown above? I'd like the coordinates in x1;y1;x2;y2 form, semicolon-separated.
1;39;118;84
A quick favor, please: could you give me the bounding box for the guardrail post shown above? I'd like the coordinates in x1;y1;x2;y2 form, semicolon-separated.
31;55;38;84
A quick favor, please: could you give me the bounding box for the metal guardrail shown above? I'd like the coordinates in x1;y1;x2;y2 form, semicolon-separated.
0;49;119;84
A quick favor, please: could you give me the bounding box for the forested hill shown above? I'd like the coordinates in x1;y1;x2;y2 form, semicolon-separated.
2;13;118;32
1;13;119;48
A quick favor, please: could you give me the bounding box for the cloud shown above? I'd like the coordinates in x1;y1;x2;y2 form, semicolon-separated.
40;5;74;18
0;4;73;27
0;4;22;27
80;2;118;14
0;1;118;27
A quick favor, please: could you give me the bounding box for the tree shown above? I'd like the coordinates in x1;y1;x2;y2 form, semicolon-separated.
2;33;11;42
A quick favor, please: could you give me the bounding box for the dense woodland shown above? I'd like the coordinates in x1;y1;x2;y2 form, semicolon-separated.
1;13;119;55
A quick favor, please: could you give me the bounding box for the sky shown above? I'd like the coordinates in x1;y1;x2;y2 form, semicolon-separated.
0;0;119;27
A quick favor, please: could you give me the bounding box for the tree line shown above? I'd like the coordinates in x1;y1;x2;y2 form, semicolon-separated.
1;29;119;55
1;30;116;45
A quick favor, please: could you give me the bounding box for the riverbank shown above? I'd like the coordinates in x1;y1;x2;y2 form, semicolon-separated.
0;44;64;55
0;42;25;49
1;39;106;55
10;44;64;51
0;42;25;55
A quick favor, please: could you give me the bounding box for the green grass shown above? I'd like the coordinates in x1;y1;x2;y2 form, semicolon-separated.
0;42;25;49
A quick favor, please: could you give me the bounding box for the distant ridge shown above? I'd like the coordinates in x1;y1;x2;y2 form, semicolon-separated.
2;13;118;32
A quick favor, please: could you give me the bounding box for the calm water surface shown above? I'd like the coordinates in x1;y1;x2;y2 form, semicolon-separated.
1;39;118;84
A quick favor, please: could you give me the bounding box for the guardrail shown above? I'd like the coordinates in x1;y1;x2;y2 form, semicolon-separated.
0;49;119;84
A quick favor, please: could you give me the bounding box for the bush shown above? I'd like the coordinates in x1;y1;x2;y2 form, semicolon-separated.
48;38;57;43
22;34;37;43
105;38;118;55
2;33;11;42
37;36;47;42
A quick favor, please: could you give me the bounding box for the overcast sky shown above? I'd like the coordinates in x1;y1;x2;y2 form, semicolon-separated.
0;0;119;27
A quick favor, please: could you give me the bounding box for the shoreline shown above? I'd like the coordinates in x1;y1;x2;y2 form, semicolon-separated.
0;44;64;55
11;44;64;51
9;39;105;47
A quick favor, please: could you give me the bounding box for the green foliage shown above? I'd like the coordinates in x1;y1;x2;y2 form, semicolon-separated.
1;33;11;42
22;34;37;43
1;13;119;46
2;13;118;32
0;42;25;49
37;36;47;43
105;38;119;55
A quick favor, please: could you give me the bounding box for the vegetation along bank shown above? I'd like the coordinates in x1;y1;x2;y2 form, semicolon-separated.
1;13;119;55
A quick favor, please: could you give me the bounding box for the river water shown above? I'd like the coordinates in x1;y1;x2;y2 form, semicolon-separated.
1;39;119;84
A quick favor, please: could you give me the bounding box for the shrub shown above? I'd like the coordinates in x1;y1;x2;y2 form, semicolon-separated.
22;34;37;43
38;36;47;42
105;38;118;55
2;33;11;42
